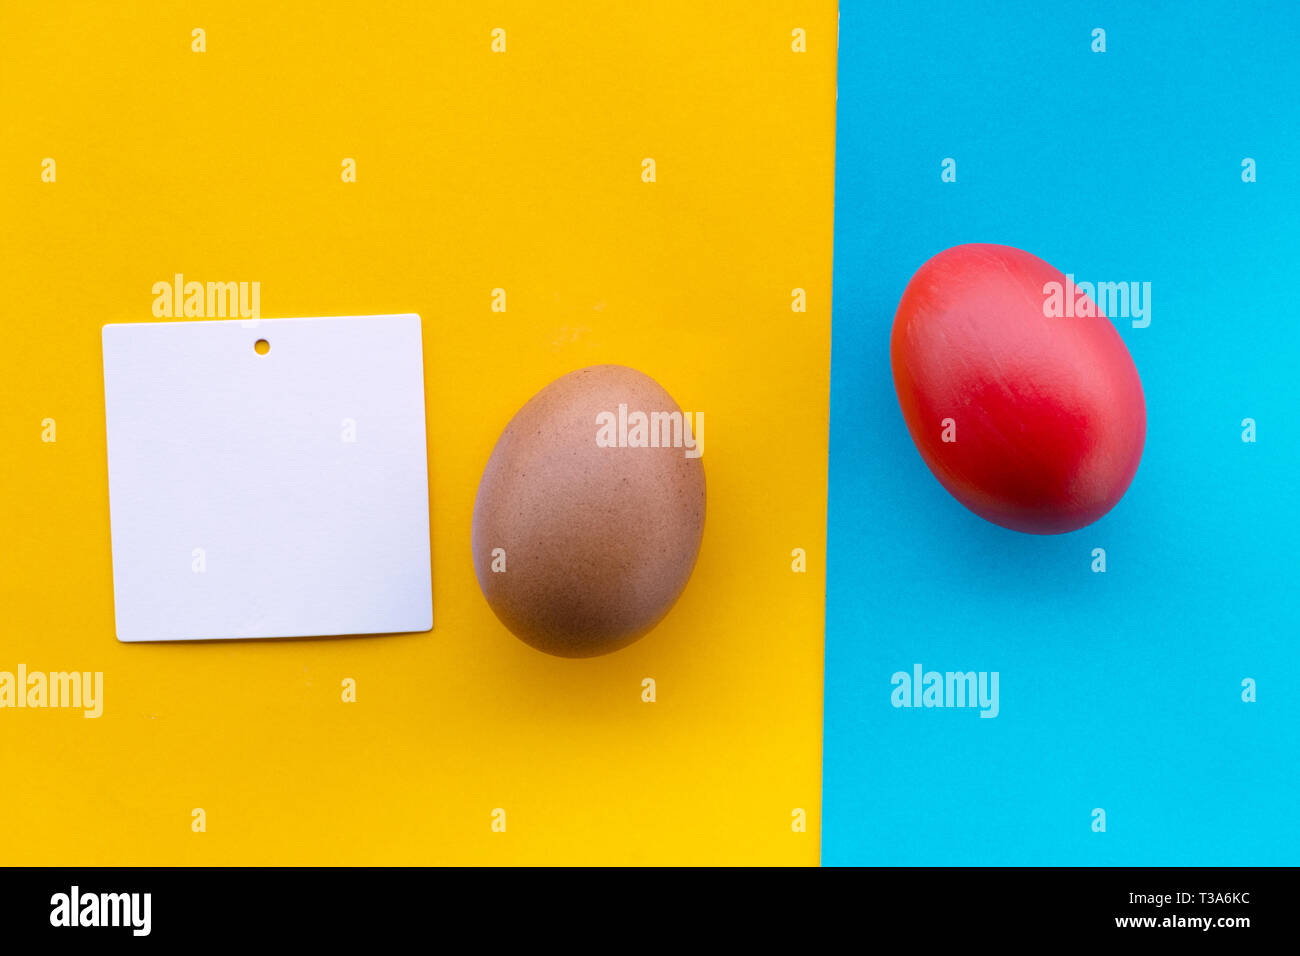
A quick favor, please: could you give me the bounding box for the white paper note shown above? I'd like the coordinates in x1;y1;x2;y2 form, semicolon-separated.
102;314;433;642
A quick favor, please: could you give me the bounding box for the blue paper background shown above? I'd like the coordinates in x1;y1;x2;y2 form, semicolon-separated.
824;0;1299;865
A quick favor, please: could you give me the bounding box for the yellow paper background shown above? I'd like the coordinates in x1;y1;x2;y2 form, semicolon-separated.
0;1;836;864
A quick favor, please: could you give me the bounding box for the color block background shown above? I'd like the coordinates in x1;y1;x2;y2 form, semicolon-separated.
825;1;1299;864
0;2;836;865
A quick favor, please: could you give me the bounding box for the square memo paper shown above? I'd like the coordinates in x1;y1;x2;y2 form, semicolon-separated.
102;314;433;642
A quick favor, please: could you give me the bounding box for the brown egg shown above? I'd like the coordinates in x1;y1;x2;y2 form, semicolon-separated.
471;365;706;657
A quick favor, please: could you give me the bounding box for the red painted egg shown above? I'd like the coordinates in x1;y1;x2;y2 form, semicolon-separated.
890;243;1145;534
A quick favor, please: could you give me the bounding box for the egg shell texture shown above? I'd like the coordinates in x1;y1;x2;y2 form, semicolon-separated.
471;365;706;657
